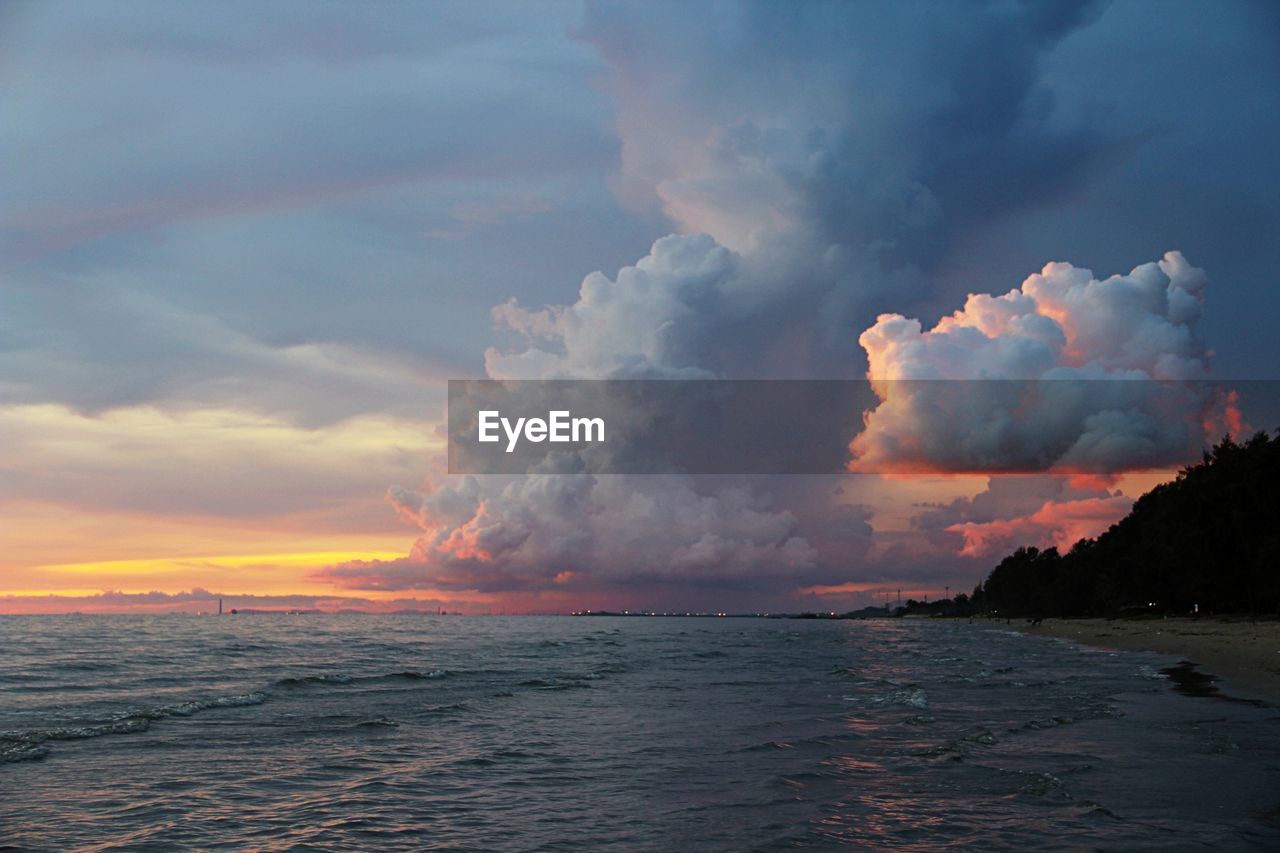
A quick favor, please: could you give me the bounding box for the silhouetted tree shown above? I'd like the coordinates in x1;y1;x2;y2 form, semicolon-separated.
975;430;1280;617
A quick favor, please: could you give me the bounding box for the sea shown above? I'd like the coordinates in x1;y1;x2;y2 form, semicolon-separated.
2;615;1278;850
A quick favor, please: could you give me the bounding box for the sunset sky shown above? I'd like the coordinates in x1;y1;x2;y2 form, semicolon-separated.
3;1;1279;614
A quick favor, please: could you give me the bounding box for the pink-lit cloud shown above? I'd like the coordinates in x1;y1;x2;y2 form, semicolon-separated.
945;494;1132;560
852;252;1225;475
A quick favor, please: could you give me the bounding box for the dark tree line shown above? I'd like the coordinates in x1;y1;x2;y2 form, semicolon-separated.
971;430;1280;617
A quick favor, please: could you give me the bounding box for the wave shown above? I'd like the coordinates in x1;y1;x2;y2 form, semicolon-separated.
381;670;448;681
881;687;929;709
0;691;266;763
275;673;356;688
1010;701;1121;733
354;716;399;728
274;669;448;689
519;678;591;691
423;702;471;715
844;685;929;710
739;740;797;753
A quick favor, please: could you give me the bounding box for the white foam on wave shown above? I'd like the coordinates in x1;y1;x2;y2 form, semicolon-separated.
0;691;268;763
843;685;930;710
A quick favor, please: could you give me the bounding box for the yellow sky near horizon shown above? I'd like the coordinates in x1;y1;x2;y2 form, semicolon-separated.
0;498;414;597
0;403;439;598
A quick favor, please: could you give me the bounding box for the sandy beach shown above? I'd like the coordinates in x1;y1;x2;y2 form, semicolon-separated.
1020;617;1280;703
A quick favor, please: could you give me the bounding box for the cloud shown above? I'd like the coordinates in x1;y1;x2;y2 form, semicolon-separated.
902;472;1130;561
316;466;822;593
448;249;1215;602
0;1;643;425
0;403;436;519
1;284;461;424
576;0;1125;371
9;2;1275;610
2;3;610;251
851;252;1224;474
326;5;1239;601
323;220;896;598
485;234;732;380
946;494;1132;559
911;474;1112;533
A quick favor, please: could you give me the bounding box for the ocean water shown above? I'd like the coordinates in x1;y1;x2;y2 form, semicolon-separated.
2;615;1278;850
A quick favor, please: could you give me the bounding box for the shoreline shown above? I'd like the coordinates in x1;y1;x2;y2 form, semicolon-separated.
1015;616;1280;704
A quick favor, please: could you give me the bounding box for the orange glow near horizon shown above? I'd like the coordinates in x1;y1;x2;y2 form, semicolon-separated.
0;401;445;609
0;499;414;594
796;581;948;602
31;550;408;588
0;396;1191;615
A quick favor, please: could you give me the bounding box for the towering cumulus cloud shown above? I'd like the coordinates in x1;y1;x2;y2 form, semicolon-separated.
861;252;1232;560
852;252;1219;474
317;2;1230;603
574;0;1118;374
323;239;830;599
485;234;730;380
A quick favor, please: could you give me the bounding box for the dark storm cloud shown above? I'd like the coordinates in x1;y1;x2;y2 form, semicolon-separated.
573;0;1128;371
576;0;1280;376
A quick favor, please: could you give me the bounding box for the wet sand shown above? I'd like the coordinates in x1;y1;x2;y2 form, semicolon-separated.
1018;617;1280;704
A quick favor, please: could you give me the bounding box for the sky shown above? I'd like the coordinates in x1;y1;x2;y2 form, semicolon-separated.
3;0;1279;614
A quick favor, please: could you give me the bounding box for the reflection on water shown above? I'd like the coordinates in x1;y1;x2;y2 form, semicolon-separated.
2;615;1278;849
